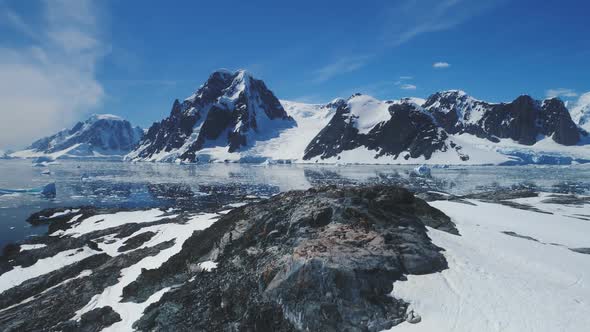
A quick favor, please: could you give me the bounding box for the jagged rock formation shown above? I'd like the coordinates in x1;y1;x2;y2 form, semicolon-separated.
423;91;580;145
126;185;457;331
128;70;294;162
0;185;457;332
305;90;584;163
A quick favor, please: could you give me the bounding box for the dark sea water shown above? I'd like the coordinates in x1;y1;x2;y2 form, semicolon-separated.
1;159;590;248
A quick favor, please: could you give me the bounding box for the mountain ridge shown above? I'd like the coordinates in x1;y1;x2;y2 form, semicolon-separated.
11;114;143;159
122;70;590;165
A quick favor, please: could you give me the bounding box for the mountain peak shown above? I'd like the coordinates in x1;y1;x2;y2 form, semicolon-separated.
88;114;124;122
130;70;294;161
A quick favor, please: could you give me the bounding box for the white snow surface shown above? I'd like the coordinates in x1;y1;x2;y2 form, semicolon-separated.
571;91;590;131
41;208;80;219
0;246;97;293
198;260;218;272
346;94;392;134
386;194;590;332
75;212;221;331
60;209;174;238
19;244;47;251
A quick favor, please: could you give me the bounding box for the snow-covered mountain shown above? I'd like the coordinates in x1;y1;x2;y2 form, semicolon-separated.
303;91;588;165
571;92;590;131
127;69;295;162
11;114;143;159
423;90;580;146
303;94;468;162
126;70;589;165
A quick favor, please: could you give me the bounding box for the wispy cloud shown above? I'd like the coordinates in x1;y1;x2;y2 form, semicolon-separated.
312;56;371;83
546;88;578;99
399;76;413;80
381;0;501;47
0;0;107;149
400;84;417;90
433;62;451;69
312;1;500;83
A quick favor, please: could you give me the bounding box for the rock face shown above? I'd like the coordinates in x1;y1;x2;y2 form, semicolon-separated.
423;91;581;146
303;95;467;161
128;69;295;162
126;185;457;331
21;114;143;157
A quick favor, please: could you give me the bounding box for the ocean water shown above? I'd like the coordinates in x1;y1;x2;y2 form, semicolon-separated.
1;159;590;248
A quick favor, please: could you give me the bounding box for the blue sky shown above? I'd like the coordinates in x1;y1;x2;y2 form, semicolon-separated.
0;0;589;148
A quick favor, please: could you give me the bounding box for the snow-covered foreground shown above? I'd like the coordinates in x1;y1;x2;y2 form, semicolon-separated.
0;206;226;330
388;195;590;332
74;212;220;331
0;246;96;293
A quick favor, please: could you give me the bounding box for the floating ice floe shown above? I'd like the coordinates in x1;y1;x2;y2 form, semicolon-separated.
0;182;56;198
412;165;431;177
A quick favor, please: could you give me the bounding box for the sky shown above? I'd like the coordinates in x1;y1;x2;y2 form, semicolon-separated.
0;0;589;149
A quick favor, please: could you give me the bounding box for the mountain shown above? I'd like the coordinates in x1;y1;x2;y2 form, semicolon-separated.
423;90;580;145
11;114;143;159
571;92;590;131
127;69;589;165
304;91;588;165
303;94;467;162
127;69;296;162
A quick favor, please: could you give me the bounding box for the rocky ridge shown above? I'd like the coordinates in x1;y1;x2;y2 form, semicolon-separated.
0;185;457;331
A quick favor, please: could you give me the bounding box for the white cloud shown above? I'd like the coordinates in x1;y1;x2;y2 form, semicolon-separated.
400;84;417;90
433;62;451;69
399;76;413;80
0;0;106;149
545;88;578;99
312;56;371;83
381;0;501;47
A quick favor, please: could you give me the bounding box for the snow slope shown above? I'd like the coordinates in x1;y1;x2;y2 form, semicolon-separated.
172;100;338;162
387;194;590;332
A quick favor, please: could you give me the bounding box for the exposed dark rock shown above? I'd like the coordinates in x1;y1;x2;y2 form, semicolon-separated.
502;231;541;242
464;188;539;201
569;248;590;255
540;98;580;145
541;194;590;205
118;231;157;252
59;306;122;332
126;185;457;331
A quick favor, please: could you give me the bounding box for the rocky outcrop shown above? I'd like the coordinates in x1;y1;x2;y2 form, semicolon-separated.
0;185;457;332
128;69;295;162
124;185;457;331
